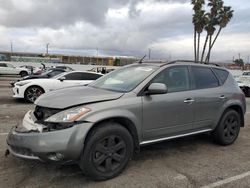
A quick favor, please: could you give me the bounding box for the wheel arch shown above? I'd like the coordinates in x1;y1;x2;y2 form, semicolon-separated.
218;105;245;128
19;70;28;75
84;117;140;153
226;105;245;127
24;85;45;94
24;85;45;102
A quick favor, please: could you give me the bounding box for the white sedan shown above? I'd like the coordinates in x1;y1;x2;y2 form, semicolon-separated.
0;62;31;77
13;71;103;103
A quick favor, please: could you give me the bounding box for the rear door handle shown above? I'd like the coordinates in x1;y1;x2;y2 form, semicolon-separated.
184;98;195;103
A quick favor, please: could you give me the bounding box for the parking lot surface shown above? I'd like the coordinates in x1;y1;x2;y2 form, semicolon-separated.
1;75;250;188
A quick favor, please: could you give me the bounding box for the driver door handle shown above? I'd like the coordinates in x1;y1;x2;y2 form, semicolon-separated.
184;98;195;104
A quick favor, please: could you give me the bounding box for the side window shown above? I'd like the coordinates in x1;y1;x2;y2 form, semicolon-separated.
6;64;14;68
64;73;83;80
49;70;63;77
212;68;229;84
0;63;6;67
151;66;190;93
192;67;219;89
81;73;102;80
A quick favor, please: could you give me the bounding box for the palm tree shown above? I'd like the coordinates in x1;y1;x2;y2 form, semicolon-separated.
204;0;222;63
200;13;210;63
192;0;205;63
192;0;234;64
209;6;234;52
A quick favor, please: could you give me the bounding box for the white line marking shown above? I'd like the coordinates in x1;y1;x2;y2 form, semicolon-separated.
0;133;8;136
201;171;250;188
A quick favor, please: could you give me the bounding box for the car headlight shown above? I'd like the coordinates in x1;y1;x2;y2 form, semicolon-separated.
45;106;91;123
15;81;30;86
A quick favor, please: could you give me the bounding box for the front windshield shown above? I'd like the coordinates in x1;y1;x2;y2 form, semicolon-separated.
89;65;158;92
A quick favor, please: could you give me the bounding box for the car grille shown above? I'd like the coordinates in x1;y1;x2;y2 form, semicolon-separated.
34;106;61;122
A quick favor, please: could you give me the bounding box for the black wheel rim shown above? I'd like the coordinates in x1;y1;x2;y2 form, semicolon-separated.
92;135;126;173
223;114;239;141
26;87;43;102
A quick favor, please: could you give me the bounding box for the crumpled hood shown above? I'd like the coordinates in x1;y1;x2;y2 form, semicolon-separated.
35;86;124;109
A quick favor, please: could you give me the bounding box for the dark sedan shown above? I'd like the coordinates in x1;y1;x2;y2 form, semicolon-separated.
10;68;67;87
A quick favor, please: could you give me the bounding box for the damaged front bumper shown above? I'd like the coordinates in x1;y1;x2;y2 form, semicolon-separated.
6;110;93;162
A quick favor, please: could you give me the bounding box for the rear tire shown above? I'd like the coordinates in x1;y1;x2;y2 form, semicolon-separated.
213;110;241;146
79;122;134;181
20;71;28;77
24;86;44;103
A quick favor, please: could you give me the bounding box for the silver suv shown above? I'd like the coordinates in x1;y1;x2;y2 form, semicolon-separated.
6;61;246;180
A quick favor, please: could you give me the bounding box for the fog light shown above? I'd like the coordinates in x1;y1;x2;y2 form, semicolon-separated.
47;152;64;161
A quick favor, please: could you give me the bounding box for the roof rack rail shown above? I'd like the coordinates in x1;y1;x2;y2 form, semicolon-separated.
164;60;221;67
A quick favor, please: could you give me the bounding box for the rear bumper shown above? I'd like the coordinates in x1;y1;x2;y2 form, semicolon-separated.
6;111;93;162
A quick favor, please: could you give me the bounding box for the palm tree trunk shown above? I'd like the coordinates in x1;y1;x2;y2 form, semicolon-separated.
194;29;197;63
206;35;212;63
210;27;222;52
200;34;209;63
197;32;200;63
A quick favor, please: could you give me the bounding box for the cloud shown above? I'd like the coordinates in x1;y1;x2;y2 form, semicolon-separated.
0;0;129;28
0;0;249;61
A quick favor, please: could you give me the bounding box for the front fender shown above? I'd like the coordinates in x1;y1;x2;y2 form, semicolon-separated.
82;108;142;141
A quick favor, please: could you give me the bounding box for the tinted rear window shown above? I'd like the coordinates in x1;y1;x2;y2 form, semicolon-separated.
212;68;229;84
192;67;219;89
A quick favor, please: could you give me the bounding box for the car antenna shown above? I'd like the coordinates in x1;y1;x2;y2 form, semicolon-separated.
138;54;147;64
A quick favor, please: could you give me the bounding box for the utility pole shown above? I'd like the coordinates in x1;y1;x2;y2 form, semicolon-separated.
238;53;241;60
46;43;49;55
96;48;99;65
148;48;151;60
10;41;13;53
248;56;249;64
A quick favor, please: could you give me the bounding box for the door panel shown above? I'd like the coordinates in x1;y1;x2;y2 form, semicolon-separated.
190;66;225;129
142;91;194;141
192;88;226;129
142;66;194;141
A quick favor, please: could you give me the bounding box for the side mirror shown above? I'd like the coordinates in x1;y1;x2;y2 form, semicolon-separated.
147;83;167;95
58;76;66;82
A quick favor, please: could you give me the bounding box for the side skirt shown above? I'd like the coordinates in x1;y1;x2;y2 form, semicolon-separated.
140;129;212;145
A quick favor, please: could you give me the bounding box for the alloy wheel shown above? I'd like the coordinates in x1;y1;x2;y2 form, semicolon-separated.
26;87;43;102
92;135;126;173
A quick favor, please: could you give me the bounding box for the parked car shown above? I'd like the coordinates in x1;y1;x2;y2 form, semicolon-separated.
19;65;42;75
6;61;246;180
12;71;103;102
10;68;68;87
238;74;250;97
0;62;31;77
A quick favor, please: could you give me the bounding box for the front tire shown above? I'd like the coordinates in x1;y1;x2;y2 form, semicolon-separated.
213;110;241;146
79;122;134;181
24;86;44;103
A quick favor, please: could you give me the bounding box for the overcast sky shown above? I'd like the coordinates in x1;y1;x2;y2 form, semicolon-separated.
0;0;249;62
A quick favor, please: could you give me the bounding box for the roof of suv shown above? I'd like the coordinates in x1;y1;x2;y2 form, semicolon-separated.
133;60;222;69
